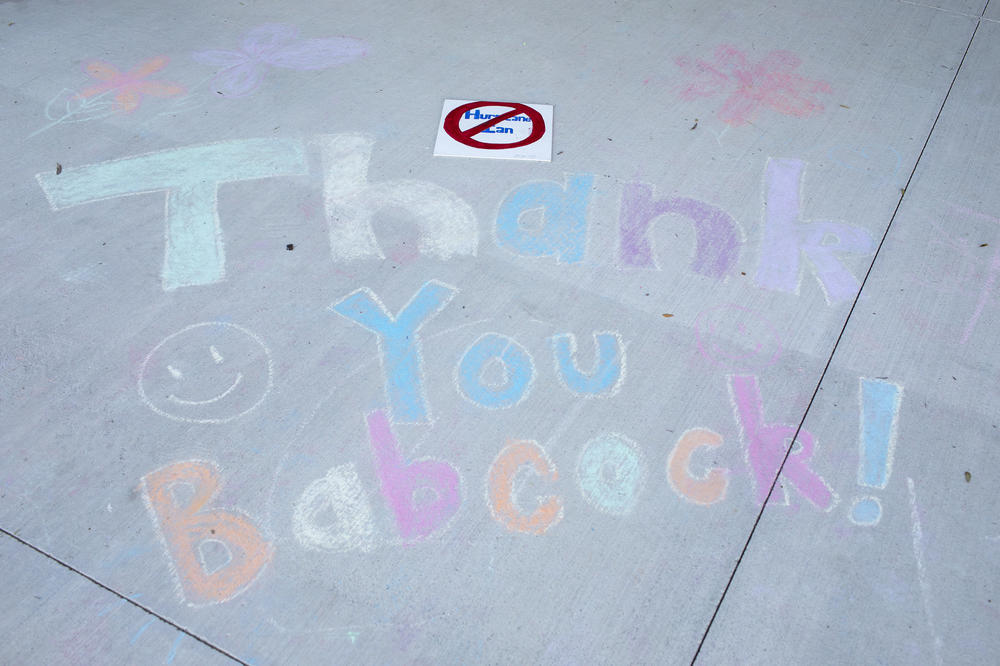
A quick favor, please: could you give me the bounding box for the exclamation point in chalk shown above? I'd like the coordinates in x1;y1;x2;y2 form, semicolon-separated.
850;378;903;526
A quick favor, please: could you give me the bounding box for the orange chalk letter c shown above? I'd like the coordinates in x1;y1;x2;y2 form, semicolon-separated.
667;429;729;506
487;440;563;534
141;460;273;605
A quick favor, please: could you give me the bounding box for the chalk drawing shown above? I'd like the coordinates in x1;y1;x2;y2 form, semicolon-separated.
550;331;626;397
576;433;645;515
293;463;377;552
138;322;273;424
729;375;838;511
666;428;729;506
366;410;462;542
907;478;945;665
850;378;903;526
694;304;782;371
456;333;535;409
331;280;457;424
141;460;273;606
36;138;309;290
193;24;368;97
618;183;741;278
29;56;184;137
674;44;831;126
756;158;875;304
487;440;563;534
494;174;593;263
29;89;118;139
78;56;185;112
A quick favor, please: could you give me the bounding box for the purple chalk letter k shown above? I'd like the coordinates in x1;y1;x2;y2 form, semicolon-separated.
756;158;875;304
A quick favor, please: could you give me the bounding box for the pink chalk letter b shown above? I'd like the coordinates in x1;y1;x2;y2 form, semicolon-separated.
366;410;461;541
141;460;273;606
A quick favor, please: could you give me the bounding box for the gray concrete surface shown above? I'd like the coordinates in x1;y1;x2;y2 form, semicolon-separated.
1;0;997;663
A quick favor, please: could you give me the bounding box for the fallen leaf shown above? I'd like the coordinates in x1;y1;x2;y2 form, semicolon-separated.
965;471;971;483
980;243;989;247
839;104;850;109
662;313;674;318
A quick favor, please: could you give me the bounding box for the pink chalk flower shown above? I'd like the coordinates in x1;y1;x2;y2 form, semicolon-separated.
675;44;831;126
192;24;368;97
77;56;185;113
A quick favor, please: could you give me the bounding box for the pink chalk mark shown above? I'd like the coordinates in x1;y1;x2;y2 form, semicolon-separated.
366;410;461;542
730;375;836;510
675;44;831;126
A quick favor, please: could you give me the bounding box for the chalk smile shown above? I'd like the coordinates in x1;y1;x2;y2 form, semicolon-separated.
168;372;244;405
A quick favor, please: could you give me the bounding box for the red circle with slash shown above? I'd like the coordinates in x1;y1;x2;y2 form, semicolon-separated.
442;101;545;150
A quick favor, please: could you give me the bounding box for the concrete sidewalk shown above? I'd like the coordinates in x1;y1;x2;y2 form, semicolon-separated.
1;0;997;663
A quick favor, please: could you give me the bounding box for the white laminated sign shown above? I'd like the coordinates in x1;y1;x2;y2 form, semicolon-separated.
433;99;553;161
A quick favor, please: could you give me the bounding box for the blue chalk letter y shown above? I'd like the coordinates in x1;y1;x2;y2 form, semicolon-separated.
331;281;457;424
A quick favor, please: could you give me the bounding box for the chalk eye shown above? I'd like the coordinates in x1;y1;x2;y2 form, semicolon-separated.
210;345;224;364
167;365;184;380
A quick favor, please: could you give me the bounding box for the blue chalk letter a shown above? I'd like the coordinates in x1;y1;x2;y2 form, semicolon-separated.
331;281;457;424
495;174;593;263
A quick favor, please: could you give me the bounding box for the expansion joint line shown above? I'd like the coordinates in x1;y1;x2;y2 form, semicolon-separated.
689;4;990;662
0;527;248;665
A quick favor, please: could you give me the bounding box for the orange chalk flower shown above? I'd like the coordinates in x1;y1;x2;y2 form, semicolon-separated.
77;56;185;113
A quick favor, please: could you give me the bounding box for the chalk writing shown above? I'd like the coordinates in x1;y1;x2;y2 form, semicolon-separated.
293;463;377;551
314;133;478;263
619;183;741;278
851;378;903;526
35;133;873;306
576;433;645;515
331;281;457;424
667;428;729;506
141;460;272;605
729;375;837;510
756;158;875;304
550;331;626;397
495;174;593;263
487;440;563;534
36;138;309;290
367;410;462;542
456;333;536;409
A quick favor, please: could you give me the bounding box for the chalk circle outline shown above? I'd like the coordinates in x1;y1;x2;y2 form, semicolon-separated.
138;321;274;424
443;101;545;150
694;304;782;371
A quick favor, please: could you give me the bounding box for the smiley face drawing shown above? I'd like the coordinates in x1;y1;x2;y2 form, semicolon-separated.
138;322;273;423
